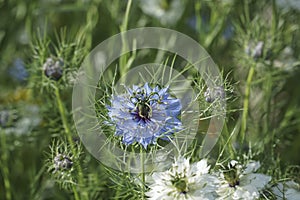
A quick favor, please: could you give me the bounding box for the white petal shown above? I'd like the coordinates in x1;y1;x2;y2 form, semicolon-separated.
286;188;300;200
196;159;210;175
241;173;271;190
244;161;260;174
271;181;300;200
233;185;259;200
230;160;238;167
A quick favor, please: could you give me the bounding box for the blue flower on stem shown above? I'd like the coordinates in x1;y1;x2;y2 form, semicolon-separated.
9;58;28;82
107;83;182;149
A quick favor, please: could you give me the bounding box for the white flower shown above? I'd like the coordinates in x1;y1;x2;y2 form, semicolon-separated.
216;160;271;200
146;157;218;200
272;181;300;200
140;0;184;25
274;47;298;72
1;105;41;135
276;0;300;11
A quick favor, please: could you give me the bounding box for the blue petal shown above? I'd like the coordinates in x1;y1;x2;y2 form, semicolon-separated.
138;136;153;149
144;82;152;95
122;134;135;145
158;87;168;97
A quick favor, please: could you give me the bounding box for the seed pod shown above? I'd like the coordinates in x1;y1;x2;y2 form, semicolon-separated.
43;58;64;81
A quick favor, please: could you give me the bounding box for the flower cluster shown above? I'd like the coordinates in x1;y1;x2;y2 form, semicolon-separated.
0;106;40;135
107;83;182;149
146;157;218;200
146;158;300;200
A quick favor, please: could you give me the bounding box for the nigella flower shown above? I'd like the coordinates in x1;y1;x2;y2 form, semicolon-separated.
107;83;182;149
9;58;28;82
0;105;41;135
276;0;300;11
140;0;184;25
216;160;271;200
245;41;264;60
223;23;234;40
146;157;218;200
274;46;297;72
47;141;80;189
271;181;300;200
0;109;18;128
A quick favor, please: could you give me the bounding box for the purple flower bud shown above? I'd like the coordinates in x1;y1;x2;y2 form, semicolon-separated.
252;41;264;60
54;153;73;171
204;86;225;103
43;58;64;81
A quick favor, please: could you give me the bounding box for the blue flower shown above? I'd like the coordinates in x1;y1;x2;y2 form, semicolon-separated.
9;58;28;82
107;83;182;149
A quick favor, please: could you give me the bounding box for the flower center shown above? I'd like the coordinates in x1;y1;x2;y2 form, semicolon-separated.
137;102;152;120
224;167;240;188
227;178;240;188
160;0;172;11
172;177;188;194
130;89;160;122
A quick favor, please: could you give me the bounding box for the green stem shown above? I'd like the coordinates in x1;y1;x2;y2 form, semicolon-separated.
195;0;202;43
0;130;12;200
54;87;87;200
119;0;132;76
140;148;145;200
120;0;132;32
72;185;80;200
264;71;272;133
271;0;278;43
215;119;240;167
244;0;250;23
223;123;235;159
240;65;255;143
85;0;101;50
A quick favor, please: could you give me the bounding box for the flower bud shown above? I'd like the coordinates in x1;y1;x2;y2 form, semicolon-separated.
43;58;64;81
252;41;264;60
53;153;73;171
204;86;225;103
